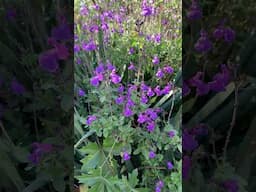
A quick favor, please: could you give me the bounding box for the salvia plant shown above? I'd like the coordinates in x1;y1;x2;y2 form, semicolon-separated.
74;0;182;191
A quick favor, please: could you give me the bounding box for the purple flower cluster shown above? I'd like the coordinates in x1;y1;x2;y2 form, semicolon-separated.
28;142;53;164
213;24;235;43
187;0;202;20
155;180;164;192
141;0;155;16
90;61;122;87
156;66;174;79
137;108;160;132
184;64;231;96
39;18;72;73
86;115;97;126
195;30;212;53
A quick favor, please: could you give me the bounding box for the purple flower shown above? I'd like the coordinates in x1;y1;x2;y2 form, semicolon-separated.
222;180;239;192
115;96;124;105
223;27;235;43
187;0;202;20
156;69;164;78
147;88;155;97
182;130;198;152
123;107;133;117
153;34;161;43
209;64;231;92
168;130;176;138
117;85;125;93
90;73;103;87
82;40;97;51
78;88;85;97
51;23;72;41
182;156;191;179
149;151;156;159
140;94;148;104
28;142;53;164
128;62;135;70
167;161;174;170
86;115;97;125
163;66;174;74
11;79;25;95
154;86;162;96
89;25;99;33
141;6;153;16
39;49;59;73
110;71;121;84
123;151;131;161
156;180;164;190
145;108;158;120
106;60;116;71
129;47;135;55
189;72;209;96
213;26;225;40
138;113;148;124
195;30;212;53
95;63;105;73
74;44;81;53
146;121;155;132
80;6;89;16
152;55;160;65
161;83;172;95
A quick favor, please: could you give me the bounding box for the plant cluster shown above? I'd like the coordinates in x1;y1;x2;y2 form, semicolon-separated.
74;0;182;191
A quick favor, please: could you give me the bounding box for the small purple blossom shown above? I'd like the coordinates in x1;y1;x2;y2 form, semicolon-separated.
187;0;202;20
223;27;235;43
123;107;133;117
78;88;85;97
129;47;135;55
149;151;156;159
138;113;148;124
90;73;104;87
147;88;155;97
163;66;174;74
156;69;164;79
82;40;97;51
86;115;97;126
195;30;212;53
141;6;153;16
115;96;124;105
152;55;160;65
182;130;198;152
128;62;135;70
167;161;174;170
146;121;155;132
123;151;131;161
110;71;121;84
168;130;176;138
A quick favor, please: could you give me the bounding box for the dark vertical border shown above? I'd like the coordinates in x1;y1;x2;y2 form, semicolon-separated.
182;0;256;191
0;0;74;191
